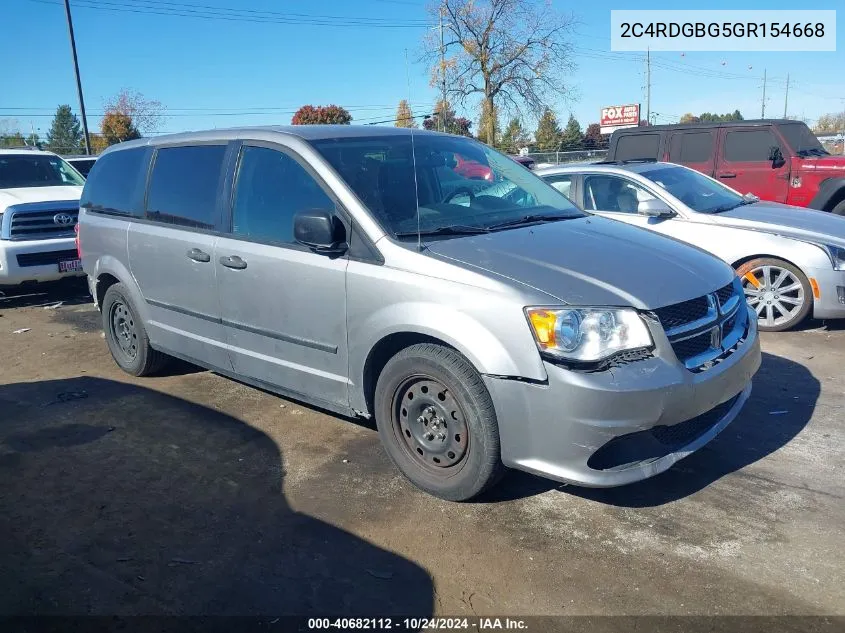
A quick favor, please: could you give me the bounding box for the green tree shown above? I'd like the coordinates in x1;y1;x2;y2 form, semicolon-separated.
534;108;562;151
394;100;417;128
500;117;530;153
560;114;583;149
46;105;83;154
25;133;40;147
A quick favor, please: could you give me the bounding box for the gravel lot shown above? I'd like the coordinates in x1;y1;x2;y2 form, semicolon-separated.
1;280;843;620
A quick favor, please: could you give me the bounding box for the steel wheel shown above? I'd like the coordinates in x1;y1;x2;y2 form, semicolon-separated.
109;300;139;361
741;263;806;329
392;376;469;471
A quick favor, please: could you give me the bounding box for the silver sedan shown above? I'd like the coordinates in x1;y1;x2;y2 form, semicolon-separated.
537;161;845;331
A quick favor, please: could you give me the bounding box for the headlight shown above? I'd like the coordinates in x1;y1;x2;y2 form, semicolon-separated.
822;244;845;271
525;307;654;363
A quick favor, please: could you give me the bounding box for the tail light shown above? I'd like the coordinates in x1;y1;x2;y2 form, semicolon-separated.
74;223;81;258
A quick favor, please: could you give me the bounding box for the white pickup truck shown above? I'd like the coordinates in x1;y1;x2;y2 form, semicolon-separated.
0;148;85;288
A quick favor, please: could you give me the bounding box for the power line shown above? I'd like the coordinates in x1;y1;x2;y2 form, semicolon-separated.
28;0;432;28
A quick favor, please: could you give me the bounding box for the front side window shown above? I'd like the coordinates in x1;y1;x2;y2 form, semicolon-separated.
231;146;334;244
146;145;227;229
310;134;582;238
584;175;654;213
638;165;744;214
0;154;85;188
723;129;779;162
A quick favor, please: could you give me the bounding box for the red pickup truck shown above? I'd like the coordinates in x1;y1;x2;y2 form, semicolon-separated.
607;120;845;215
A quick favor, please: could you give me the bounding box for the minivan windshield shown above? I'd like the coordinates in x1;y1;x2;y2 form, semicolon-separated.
310;134;583;238
0;154;86;188
637;164;750;214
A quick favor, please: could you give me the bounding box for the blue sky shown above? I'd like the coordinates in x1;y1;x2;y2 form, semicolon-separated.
1;0;842;139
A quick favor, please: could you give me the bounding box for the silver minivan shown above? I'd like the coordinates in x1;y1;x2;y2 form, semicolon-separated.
78;126;761;501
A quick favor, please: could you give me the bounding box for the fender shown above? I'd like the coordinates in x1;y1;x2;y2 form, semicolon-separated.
809;177;845;211
91;254;149;322
347;301;548;413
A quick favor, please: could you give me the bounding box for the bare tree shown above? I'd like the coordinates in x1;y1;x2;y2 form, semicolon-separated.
424;0;576;144
102;88;165;135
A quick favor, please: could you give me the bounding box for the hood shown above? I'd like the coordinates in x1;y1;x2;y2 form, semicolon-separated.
0;186;83;212
714;202;845;248
424;216;734;310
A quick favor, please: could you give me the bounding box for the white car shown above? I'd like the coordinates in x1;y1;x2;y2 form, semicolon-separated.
0;148;85;288
537;161;845;331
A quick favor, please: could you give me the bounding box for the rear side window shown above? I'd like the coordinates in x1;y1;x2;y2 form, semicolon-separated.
81;147;151;217
615;134;660;161
669;132;713;163
146;145;227;229
723;129;779;162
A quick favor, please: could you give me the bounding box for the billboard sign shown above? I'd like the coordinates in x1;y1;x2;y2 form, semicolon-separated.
600;104;641;135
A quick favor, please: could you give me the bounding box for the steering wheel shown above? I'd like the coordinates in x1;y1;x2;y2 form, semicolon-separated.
443;187;476;204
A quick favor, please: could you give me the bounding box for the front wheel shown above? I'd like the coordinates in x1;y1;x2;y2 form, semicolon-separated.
736;257;812;332
831;199;845;216
374;343;505;501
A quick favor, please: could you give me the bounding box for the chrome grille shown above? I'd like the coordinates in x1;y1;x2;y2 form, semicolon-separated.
656;279;750;372
0;201;79;241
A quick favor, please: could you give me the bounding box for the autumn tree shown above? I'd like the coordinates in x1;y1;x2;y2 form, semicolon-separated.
425;0;575;146
500;117;529;153
679;113;699;124
395;100;417;128
46;105;83;154
292;105;352;125
103;89;164;135
815;111;845;133
534;108;562;150
583;123;606;149
422;100;472;136
560;114;582;149
101;111;141;146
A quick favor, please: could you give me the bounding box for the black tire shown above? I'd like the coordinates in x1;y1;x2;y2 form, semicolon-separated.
374;343;505;501
831;199;845;216
736;257;813;332
102;283;169;376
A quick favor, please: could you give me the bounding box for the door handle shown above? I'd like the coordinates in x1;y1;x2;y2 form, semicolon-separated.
718;173;737;179
186;248;211;263
219;255;247;270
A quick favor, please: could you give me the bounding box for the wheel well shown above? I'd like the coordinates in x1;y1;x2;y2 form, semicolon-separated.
95;273;120;308
362;332;457;417
731;254;800;272
824;187;845;212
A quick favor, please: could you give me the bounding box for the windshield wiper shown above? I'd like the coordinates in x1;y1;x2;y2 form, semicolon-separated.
394;224;491;238
709;199;756;214
487;213;578;230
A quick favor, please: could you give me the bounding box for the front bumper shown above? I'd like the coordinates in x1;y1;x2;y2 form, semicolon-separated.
486;309;761;487
0;237;83;287
808;267;845;320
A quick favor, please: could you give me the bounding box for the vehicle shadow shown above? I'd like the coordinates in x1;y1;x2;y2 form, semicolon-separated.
484;351;818;507
0;376;433;617
0;278;90;309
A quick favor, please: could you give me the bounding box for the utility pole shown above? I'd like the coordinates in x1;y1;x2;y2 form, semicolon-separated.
783;73;789;119
439;6;447;132
645;47;651;124
63;0;91;155
761;68;767;119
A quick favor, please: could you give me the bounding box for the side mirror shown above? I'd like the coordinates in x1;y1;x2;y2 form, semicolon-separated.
768;146;785;168
638;198;675;218
294;210;347;254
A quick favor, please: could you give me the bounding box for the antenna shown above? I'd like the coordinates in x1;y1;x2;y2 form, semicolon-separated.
405;48;422;252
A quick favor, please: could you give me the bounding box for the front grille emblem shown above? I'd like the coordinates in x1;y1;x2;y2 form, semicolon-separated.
709;325;722;349
53;213;74;226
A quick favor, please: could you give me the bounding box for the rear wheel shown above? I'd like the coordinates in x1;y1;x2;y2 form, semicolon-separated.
374;343;505;501
102;283;169;376
736;257;812;332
